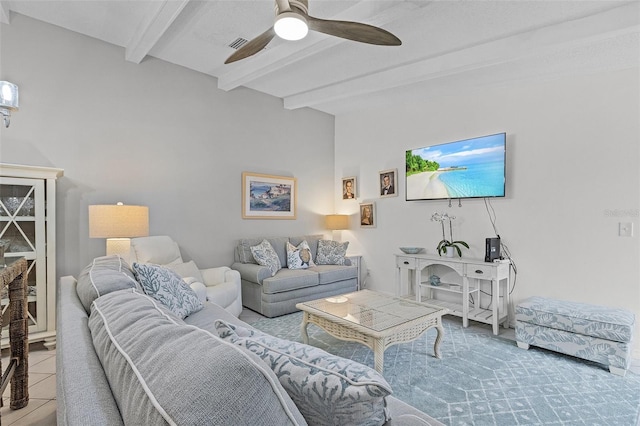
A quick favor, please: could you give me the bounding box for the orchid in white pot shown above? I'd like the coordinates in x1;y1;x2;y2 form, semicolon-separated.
431;212;469;257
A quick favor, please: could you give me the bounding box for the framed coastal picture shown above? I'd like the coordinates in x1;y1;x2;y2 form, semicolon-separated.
379;169;398;198
342;177;357;200
359;202;375;228
242;172;297;219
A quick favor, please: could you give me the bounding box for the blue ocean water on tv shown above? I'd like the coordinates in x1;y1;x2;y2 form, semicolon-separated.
438;160;504;198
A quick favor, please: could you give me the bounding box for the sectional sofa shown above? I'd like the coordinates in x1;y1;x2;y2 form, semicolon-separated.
57;255;443;425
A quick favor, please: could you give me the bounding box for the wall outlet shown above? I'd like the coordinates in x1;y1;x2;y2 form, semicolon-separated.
619;222;633;237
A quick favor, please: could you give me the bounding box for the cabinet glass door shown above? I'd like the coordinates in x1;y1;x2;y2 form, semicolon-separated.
0;177;46;336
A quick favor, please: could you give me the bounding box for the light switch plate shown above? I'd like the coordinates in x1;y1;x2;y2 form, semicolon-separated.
619;222;633;237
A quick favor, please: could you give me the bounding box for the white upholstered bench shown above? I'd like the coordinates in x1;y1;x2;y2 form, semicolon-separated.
515;296;635;376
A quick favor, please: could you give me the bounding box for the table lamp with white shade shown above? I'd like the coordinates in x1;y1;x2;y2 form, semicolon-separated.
325;214;349;241
89;202;149;260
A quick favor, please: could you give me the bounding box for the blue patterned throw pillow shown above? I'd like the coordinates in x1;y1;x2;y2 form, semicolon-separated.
215;320;392;426
315;239;349;265
132;262;203;319
250;239;281;276
286;240;316;270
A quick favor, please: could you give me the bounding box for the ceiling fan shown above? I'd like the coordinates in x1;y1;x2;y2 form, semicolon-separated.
225;0;402;64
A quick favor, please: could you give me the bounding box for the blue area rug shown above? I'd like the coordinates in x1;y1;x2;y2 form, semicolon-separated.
251;312;640;426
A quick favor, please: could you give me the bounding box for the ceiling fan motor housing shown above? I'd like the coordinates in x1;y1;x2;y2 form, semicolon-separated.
275;0;309;16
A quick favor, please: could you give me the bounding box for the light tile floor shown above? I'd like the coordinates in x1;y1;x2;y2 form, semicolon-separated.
0;310;638;425
1;342;56;425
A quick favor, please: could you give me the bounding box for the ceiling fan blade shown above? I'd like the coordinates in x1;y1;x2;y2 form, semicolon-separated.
306;15;401;46
224;27;277;64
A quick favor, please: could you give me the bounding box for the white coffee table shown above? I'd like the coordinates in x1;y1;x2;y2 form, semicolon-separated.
296;289;449;373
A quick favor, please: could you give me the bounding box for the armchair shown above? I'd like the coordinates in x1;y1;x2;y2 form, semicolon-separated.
129;236;242;317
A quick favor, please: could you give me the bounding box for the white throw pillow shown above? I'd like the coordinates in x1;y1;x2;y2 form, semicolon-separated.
286;240;316;270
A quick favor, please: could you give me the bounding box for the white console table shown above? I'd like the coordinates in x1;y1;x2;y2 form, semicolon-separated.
395;253;510;335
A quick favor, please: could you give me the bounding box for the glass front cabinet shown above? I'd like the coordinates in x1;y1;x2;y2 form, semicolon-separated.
0;163;63;349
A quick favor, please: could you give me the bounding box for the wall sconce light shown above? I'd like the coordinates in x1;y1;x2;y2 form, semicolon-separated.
0;81;19;128
89;202;149;261
325;214;349;241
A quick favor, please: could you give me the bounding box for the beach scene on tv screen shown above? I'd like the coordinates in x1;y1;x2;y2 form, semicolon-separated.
406;133;505;200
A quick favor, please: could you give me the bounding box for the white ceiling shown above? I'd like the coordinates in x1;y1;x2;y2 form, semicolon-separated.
2;0;638;115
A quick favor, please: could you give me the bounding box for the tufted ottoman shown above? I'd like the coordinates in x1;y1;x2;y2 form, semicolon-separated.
515;296;635;376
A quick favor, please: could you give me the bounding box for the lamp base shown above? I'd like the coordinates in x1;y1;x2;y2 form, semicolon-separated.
106;238;132;261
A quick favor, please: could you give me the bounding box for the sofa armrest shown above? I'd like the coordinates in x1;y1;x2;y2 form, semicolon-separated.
200;267;242;317
231;262;272;284
57;276;124;426
200;266;239;287
182;278;207;303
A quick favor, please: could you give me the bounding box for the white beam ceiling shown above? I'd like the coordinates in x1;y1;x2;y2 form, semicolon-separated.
283;2;640;110
125;0;191;64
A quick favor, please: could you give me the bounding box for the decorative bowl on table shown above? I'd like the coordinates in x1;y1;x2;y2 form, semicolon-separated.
399;247;424;254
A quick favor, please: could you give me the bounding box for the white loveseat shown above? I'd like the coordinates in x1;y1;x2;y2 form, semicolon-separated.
130;235;242;317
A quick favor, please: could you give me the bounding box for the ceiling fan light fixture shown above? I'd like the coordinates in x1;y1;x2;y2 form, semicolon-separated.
274;12;308;41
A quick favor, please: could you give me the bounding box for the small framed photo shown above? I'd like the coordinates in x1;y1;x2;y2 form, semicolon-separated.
359;202;375;228
242;172;296;219
342;177;357;200
379;169;397;198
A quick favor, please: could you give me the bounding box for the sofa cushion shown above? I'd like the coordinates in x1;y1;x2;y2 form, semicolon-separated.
286;240;316;270
165;260;204;283
215;320;392;426
184;301;253;335
89;290;307;426
251;239;282;276
237;239;258;264
267;237;291;267
313;265;358;285
132;262;203;319
76;255;141;313
262;268;319;294
316;240;349;265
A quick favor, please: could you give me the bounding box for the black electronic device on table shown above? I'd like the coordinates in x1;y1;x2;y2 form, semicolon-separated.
485;237;501;262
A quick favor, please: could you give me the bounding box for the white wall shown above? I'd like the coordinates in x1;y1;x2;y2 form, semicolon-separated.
0;14;336;277
335;68;640;356
2;13;638;357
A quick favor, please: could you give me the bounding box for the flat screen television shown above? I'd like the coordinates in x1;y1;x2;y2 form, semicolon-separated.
406;132;506;201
